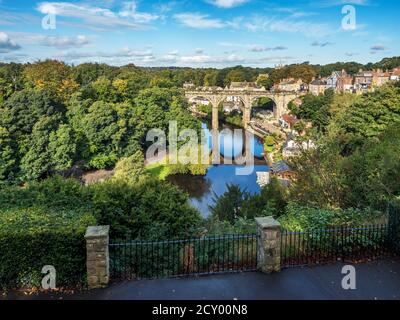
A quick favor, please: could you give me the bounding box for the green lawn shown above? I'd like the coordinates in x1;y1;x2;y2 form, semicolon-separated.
145;163;172;180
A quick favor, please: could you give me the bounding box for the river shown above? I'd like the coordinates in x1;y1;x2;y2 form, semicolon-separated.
167;122;269;217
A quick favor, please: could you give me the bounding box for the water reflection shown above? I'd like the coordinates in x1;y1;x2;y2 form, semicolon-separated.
201;123;265;160
167;123;268;217
168;165;269;217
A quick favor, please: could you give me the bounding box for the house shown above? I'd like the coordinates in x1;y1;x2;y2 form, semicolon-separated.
372;69;390;87
279;114;299;130
326;71;341;90
229;81;263;91
336;70;354;93
276;78;303;92
222;96;242;112
354;69;373;93
190;96;210;107
282;136;316;158
183;82;195;89
270;160;295;181
309;78;327;96
390;67;400;81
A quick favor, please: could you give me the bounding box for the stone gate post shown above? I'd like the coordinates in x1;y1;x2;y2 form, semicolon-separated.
85;225;110;289
255;217;281;273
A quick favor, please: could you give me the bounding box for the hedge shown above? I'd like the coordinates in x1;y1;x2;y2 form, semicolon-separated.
0;207;96;290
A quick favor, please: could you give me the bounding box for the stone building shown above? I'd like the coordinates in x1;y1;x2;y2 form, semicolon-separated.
354;69;373;93
309;78;327;96
336;70;354;93
276;78;303;92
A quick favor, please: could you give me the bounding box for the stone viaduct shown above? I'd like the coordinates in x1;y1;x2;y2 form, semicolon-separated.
185;87;299;130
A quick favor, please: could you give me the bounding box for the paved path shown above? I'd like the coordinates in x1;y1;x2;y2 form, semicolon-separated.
5;260;400;300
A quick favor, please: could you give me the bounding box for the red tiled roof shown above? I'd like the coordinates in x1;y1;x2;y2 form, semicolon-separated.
282;114;299;124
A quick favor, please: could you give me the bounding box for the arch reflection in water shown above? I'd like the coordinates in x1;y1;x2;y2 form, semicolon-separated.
201;123;264;160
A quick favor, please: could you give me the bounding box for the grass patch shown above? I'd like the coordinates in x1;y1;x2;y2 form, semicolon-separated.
146;163;172;180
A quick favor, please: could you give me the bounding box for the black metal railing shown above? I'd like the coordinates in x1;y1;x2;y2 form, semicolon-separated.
280;224;393;268
388;201;400;254
110;234;258;280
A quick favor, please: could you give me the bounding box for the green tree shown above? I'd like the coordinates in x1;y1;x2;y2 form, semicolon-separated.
20;117;59;180
209;184;250;224
0;127;17;182
113;151;148;185
83;101;120;168
48;124;77;172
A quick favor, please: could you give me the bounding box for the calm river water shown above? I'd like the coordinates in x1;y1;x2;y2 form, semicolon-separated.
167;123;269;217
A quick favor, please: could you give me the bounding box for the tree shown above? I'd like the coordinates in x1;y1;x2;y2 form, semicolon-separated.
0;89;66;137
72;63;116;86
342;126;400;210
113;151;148;185
209;184;250;224
204;70;218;87
20;117;59;181
83;101;120;168
337;84;400;149
48;124;77;172
293;90;333;132
256;74;273;90
0;127;17;182
225;69;246;85
0;63;24;96
91;76;114;102
23;60;72;94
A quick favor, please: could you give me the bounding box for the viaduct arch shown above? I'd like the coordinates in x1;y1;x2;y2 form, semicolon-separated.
185;88;299;130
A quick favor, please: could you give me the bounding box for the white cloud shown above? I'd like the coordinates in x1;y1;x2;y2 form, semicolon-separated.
316;0;370;7
206;0;249;8
244;16;331;37
180;53;245;64
0;32;21;52
249;45;287;52
275;7;316;18
8;32;90;48
36;1;158;29
40;35;89;48
174;13;225;29
119;1;159;23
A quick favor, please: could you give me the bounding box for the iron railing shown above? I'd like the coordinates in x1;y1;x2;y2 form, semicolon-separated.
110;234;258;280
388;201;400;254
280;224;393;268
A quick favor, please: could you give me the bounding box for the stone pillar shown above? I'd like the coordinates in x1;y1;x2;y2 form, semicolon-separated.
243;107;251;129
212;103;219;130
85;225;110;289
255;217;281;273
211;100;220;164
242;95;252;129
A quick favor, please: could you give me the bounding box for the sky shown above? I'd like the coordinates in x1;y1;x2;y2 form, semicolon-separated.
0;0;398;68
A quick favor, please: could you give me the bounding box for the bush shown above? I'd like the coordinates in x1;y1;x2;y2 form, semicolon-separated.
0;207;96;290
278;202;385;231
88;178;202;240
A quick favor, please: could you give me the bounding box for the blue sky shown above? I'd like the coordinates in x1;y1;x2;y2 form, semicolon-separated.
0;0;398;67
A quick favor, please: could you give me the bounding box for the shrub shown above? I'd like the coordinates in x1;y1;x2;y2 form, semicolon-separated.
88;178;202;240
279;202;385;231
0;207;96;290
